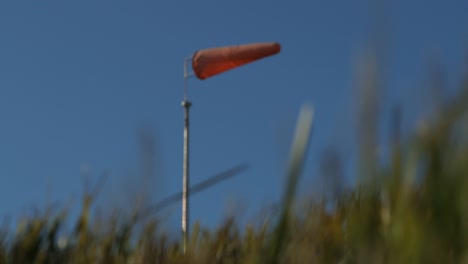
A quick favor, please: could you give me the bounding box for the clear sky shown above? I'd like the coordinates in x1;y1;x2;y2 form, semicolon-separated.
0;1;467;235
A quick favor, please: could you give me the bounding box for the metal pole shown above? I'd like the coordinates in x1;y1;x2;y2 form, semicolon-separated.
182;59;191;253
181;100;191;253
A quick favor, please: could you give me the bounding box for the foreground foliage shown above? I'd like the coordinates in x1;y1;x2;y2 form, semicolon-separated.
2;69;468;263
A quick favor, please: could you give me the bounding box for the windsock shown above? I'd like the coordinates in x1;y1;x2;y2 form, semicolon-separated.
192;42;281;80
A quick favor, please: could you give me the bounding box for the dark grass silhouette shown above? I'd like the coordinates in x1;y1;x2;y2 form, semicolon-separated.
2;58;468;263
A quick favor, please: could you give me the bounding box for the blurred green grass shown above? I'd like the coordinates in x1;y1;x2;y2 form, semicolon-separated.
2;60;468;264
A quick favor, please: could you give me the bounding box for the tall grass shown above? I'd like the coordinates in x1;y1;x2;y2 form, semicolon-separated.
2;61;468;263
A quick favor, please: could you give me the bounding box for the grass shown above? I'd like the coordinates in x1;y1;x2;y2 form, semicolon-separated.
1;60;468;263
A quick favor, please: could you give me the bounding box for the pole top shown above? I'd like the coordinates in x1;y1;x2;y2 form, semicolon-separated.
181;101;192;108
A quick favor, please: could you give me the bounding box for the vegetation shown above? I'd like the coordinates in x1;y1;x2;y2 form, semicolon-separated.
2;59;468;263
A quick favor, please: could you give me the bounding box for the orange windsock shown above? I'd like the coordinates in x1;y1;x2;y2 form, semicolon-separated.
192;42;281;80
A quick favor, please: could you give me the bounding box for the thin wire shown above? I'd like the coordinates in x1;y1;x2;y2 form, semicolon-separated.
135;163;248;221
183;59;188;101
183;57;193;101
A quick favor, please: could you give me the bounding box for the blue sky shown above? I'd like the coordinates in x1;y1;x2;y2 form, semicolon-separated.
0;1;467;234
